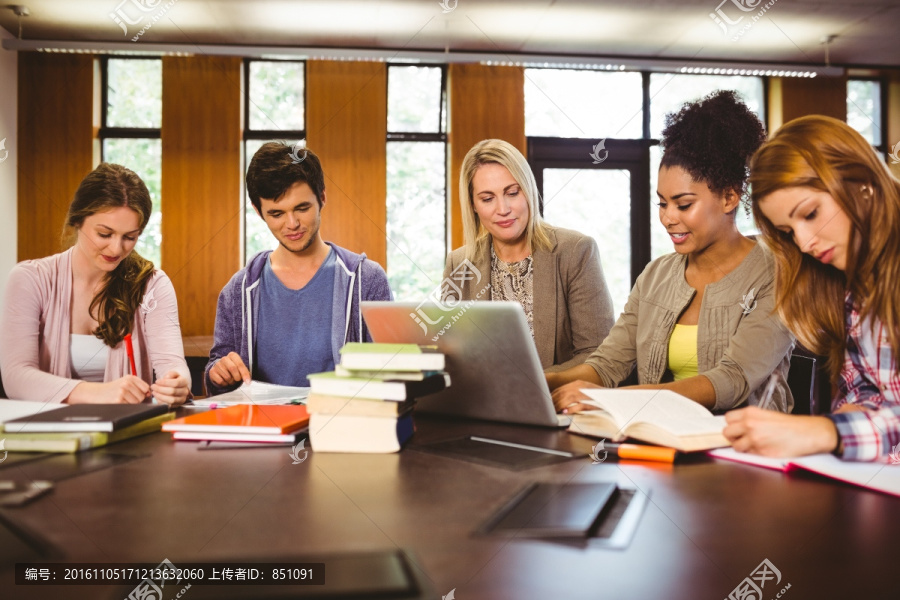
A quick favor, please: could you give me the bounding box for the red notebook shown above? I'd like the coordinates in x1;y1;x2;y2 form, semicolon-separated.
162;405;310;435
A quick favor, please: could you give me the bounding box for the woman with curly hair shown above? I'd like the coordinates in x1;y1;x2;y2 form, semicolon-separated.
548;90;795;414
1;163;191;405
724;115;900;461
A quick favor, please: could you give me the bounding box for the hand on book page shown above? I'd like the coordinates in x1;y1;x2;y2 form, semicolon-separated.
723;406;839;458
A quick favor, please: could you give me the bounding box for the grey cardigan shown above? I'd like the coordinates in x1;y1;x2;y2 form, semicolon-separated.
584;242;795;412
443;225;615;372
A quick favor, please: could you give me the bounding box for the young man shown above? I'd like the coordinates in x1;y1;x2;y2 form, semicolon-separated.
204;143;392;394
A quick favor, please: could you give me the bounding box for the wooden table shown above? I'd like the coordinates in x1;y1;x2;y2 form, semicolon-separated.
0;414;896;599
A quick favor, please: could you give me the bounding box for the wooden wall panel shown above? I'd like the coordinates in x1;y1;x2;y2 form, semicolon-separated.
161;56;242;337
888;77;900;179
778;75;848;125
448;64;526;251
306;61;387;267
17;53;94;261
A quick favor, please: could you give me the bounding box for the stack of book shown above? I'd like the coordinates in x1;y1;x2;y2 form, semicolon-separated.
0;402;175;453
305;343;449;453
162;404;310;445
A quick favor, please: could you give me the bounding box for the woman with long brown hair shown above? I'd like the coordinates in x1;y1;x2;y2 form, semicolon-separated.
725;115;900;461
1;163;190;405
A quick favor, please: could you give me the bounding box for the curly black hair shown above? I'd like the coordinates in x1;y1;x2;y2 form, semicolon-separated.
660;90;766;204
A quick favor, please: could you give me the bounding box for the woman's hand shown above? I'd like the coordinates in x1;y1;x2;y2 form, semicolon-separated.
68;376;151;404
551;380;603;414
151;370;190;406
723;406;839;458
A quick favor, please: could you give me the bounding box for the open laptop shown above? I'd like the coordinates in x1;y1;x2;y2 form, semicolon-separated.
360;301;571;428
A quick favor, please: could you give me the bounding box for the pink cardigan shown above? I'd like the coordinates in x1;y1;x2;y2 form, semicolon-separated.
0;248;190;403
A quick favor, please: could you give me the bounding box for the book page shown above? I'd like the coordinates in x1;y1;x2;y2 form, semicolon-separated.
581;389;721;436
0;399;59;426
708;447;791;471
192;381;309;407
790;454;900;497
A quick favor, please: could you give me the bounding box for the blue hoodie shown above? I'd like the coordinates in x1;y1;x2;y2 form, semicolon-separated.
204;243;393;396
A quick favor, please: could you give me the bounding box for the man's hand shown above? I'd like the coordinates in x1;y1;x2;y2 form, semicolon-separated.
208;352;251;387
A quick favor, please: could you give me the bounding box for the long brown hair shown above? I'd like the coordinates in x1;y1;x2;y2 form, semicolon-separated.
749;115;900;380
63;163;155;347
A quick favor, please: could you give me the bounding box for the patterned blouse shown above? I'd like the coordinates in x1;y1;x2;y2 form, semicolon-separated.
490;245;535;338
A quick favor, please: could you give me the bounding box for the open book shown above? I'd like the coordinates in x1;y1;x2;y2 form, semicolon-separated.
709;448;900;498
192;381;310;407
568;389;729;452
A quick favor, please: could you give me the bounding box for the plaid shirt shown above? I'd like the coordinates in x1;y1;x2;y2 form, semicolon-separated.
826;298;900;462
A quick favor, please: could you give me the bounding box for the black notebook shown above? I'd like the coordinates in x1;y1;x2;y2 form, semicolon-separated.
2;404;168;433
479;482;617;538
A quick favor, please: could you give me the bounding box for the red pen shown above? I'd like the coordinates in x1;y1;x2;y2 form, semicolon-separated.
124;333;137;376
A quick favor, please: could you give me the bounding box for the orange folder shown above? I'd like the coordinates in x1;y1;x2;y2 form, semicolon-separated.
162;405;310;435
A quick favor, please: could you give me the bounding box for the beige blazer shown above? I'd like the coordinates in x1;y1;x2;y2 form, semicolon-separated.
443;225;615;372
584;242;795;412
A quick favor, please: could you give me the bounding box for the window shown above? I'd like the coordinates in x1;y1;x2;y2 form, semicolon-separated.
847;79;884;153
100;57;162;268
649;145;759;261
386;65;447;301
525;69;766;304
525;69;643;139
543;168;633;314
648;74;764;139
243;60;306;263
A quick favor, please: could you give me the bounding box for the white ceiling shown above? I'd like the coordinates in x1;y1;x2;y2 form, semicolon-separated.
1;0;898;67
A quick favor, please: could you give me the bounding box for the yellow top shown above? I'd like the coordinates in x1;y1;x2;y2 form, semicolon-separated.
668;324;699;382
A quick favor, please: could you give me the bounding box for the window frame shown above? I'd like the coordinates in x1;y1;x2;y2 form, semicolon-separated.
386;62;448;142
847;76;887;154
526;68;766;289
384;63;450;300
99;55;162;150
241;58;308;263
243;58;307;143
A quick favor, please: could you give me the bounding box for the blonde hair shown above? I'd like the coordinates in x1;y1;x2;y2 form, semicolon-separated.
458;139;551;261
750;115;900;381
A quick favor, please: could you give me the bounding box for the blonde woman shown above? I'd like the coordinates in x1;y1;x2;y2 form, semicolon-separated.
726;115;900;461
443;139;615;372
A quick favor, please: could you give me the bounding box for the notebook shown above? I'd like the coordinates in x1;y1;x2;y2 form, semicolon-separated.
305;393;414;417
709;447;900;497
2;403;169;433
171;430;306;443
0;399;60;425
569;389;729;452
162;404;310;435
479;482;617;538
0;412;175;453
307;371;449;401
308;413;414;453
